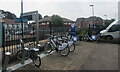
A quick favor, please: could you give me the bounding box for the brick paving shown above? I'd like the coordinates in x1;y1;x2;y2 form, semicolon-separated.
10;41;118;71
12;41;97;71
80;42;118;70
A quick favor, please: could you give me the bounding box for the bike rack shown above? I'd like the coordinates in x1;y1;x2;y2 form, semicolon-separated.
2;52;11;72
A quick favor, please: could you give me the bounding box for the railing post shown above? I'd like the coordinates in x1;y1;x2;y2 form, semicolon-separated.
2;52;11;72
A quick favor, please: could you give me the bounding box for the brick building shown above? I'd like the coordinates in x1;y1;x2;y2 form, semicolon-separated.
76;16;103;28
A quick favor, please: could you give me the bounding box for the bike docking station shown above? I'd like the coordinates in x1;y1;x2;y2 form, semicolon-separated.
2;52;11;72
19;10;39;64
20;48;27;65
16;0;40;65
70;24;79;42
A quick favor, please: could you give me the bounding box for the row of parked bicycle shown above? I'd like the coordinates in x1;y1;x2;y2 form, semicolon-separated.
16;33;78;68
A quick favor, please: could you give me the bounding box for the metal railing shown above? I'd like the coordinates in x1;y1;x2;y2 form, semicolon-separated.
2;26;69;61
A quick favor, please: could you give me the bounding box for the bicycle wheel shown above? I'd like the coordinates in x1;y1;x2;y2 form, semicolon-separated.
44;43;53;54
69;42;75;52
59;45;70;56
16;50;30;60
32;55;41;67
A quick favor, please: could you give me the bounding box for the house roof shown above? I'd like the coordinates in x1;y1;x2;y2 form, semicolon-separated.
39;17;75;23
76;18;85;22
3;19;20;24
39;17;51;22
76;16;103;23
62;18;75;23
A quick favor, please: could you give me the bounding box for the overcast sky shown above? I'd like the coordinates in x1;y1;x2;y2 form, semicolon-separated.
0;0;119;21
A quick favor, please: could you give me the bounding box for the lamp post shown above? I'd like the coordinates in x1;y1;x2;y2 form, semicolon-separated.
104;15;107;20
103;15;107;26
20;0;25;64
90;5;95;28
21;0;24;38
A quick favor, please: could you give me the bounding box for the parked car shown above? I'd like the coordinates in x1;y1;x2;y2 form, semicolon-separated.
100;20;120;40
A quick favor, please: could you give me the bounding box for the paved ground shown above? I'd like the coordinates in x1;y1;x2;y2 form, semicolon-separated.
80;42;118;70
9;41;118;71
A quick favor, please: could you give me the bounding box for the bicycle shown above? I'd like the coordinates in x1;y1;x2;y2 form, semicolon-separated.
82;32;99;42
59;34;76;52
16;39;41;67
44;35;70;56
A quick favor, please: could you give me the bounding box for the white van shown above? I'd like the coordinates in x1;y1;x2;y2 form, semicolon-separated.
100;20;120;40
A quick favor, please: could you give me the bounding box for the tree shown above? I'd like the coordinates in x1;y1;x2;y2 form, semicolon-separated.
44;15;49;18
104;19;115;26
0;10;17;19
51;15;63;27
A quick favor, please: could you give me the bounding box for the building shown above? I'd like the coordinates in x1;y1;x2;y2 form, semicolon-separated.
38;16;75;27
76;16;103;28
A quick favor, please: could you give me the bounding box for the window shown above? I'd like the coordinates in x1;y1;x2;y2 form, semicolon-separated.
64;23;67;25
47;22;49;25
109;25;120;32
42;23;45;25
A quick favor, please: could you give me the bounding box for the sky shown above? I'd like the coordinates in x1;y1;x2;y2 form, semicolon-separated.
0;0;119;21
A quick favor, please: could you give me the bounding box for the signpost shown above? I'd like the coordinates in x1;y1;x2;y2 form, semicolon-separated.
15;18;28;23
0;12;5;71
23;11;38;21
0;22;3;47
70;24;76;37
0;12;4;47
23;11;39;46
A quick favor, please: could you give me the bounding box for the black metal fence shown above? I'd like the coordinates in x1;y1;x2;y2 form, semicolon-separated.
2;25;69;61
76;24;107;38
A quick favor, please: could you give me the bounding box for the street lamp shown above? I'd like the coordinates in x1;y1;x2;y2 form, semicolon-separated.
103;15;107;26
90;5;94;17
21;0;24;38
90;5;95;28
104;15;107;20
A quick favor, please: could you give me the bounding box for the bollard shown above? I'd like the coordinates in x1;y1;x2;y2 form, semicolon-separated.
44;43;48;54
2;52;11;72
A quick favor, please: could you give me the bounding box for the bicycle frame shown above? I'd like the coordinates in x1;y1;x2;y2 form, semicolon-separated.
47;38;57;50
46;36;68;51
